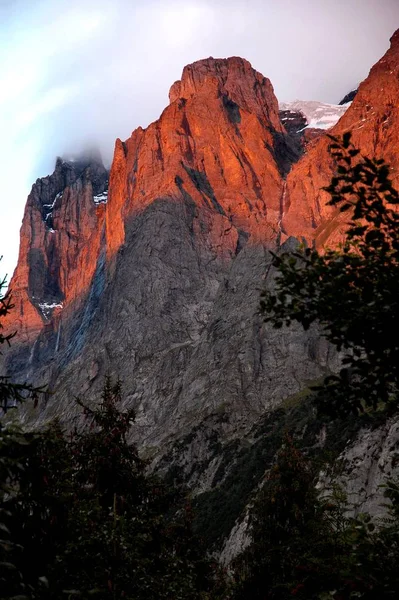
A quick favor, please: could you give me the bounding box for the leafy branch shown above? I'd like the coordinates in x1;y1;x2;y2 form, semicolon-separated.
260;133;399;417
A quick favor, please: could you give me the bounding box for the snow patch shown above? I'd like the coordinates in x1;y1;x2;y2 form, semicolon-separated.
43;191;62;211
38;301;63;320
279;100;352;130
93;190;108;205
43;191;63;230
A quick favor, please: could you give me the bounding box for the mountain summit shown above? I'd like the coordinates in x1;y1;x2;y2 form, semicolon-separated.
105;55;299;262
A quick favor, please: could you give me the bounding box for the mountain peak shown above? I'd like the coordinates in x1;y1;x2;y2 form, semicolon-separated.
168;56;281;130
3;30;399;544
169;56;255;103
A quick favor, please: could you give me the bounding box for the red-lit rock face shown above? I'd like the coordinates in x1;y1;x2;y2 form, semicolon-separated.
282;29;399;247
4;157;108;344
105;56;295;263
169;57;283;131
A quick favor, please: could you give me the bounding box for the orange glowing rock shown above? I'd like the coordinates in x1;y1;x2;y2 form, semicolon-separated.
105;57;293;268
282;29;399;248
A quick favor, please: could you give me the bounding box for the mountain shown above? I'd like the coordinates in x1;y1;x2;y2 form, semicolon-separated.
2;30;399;554
2;57;326;432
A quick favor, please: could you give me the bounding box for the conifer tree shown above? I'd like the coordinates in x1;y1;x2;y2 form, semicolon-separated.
1;376;220;599
231;437;347;599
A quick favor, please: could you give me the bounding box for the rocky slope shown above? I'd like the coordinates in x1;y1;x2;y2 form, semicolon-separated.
2;30;399;555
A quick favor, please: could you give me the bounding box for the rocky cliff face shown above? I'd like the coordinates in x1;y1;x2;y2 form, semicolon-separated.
7;57;316;433
282;29;399;247
3;152;108;348
3;31;399;555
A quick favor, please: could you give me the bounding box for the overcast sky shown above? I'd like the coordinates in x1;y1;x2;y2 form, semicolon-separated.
0;0;398;281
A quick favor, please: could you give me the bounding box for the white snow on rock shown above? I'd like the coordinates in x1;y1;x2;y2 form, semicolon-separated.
93;190;108;205
43;191;63;228
43;191;62;212
38;301;63;320
279;100;352;130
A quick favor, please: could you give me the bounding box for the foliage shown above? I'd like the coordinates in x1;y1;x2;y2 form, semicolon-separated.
260;133;399;417
191;391;377;552
0;264;223;598
231;437;345;599
0;263;51;598
231;437;399;599
0;421;70;599
249;135;399;596
0;378;222;599
0;274;15;350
